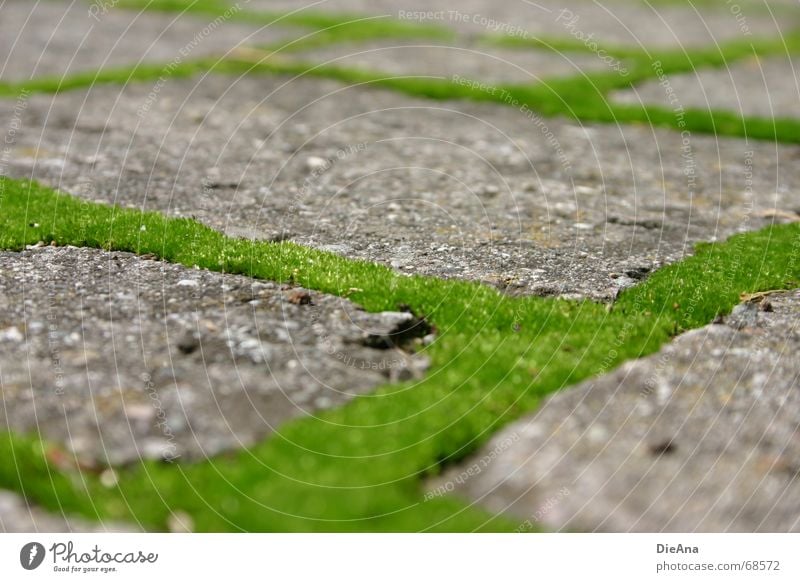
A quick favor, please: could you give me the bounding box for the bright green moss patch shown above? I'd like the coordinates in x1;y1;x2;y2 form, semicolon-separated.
0;178;798;531
0;59;215;99
211;55;800;143
113;0;454;42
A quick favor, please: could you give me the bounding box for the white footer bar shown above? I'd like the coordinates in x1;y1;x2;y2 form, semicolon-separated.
1;534;797;580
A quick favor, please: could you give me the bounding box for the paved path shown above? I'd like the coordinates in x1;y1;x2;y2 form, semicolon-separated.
439;291;800;532
1;0;799;531
4;76;798;300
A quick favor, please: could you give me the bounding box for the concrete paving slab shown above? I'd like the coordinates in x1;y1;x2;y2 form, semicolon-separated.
249;0;796;48
437;290;800;532
0;489;137;532
0;0;292;82
2;74;798;300
613;55;800;119
290;40;614;84
0;246;429;465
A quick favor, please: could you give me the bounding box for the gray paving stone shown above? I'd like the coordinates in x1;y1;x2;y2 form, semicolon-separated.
290;40;612;84
0;0;796;537
0;0;291;82
251;0;796;48
2;74;799;300
0;246;430;465
612;55;800;119
437;290;800;532
0;489;137;532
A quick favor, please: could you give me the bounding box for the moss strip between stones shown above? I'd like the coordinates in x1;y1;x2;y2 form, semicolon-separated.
0;178;798;531
2;2;799;142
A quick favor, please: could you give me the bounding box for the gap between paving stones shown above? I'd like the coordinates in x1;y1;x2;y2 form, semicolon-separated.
2;2;799;143
1;0;800;532
0;178;797;531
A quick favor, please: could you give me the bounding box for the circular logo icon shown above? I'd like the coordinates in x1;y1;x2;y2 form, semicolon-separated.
20;542;46;570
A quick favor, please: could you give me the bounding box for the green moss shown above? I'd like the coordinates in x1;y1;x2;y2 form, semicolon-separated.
209;55;800;143
3;1;798;143
0;177;798;531
3;0;799;532
113;0;454;42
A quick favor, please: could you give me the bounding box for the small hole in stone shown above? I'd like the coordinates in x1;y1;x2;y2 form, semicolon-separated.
649;440;677;456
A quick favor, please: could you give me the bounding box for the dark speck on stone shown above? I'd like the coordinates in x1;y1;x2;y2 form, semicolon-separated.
177;332;200;355
288;290;313;305
649;440;677;456
624;266;651;280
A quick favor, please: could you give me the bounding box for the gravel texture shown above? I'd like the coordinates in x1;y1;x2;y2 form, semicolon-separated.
613;55;800;120
291;40;612;84
0;0;291;82
438;291;800;532
0;489;137;532
250;0;796;48
0;246;430;466
3;74;799;300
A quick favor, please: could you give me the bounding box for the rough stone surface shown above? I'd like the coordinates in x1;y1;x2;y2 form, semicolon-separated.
251;0;796;48
2;74;799;300
0;489;137;532
0;0;291;82
613;55;800;120
1;0;799;535
439;291;800;532
292;40;612;84
0;246;430;465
